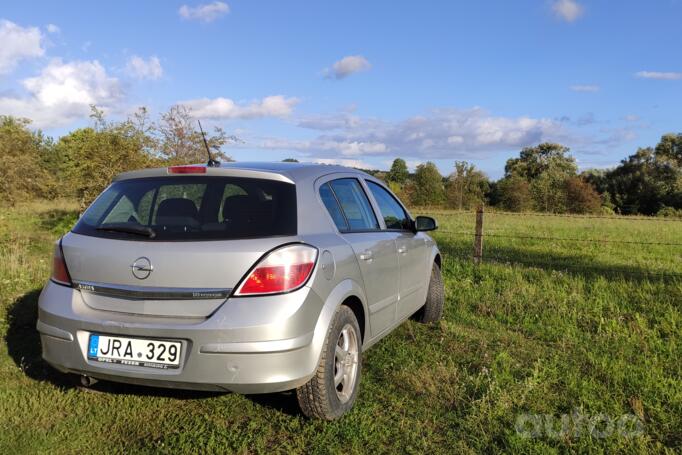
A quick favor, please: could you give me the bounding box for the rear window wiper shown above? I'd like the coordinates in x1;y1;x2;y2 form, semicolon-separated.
96;223;156;239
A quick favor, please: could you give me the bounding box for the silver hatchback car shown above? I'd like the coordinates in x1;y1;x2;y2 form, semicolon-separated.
38;162;443;419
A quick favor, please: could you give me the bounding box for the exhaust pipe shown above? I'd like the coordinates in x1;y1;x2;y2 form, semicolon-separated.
80;375;98;387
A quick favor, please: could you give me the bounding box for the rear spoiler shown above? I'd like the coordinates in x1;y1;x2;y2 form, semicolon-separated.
113;166;294;184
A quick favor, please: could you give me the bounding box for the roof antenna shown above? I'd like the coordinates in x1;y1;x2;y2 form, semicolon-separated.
198;120;220;167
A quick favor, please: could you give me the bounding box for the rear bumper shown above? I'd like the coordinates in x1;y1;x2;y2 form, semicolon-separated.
37;280;325;394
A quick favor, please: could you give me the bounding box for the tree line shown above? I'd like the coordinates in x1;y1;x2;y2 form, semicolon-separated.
374;139;681;216
0;106;680;216
0;106;237;207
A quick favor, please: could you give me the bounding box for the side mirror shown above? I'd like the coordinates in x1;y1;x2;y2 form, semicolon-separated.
414;215;437;232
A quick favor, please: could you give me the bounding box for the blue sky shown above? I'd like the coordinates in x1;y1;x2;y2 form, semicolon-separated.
1;0;681;178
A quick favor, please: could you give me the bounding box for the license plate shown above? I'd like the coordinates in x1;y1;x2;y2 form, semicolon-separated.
88;334;182;369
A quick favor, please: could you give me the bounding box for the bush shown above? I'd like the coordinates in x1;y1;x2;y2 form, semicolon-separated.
657;206;682;218
54;127;157;208
497;176;532;212
0;117;55;206
563;176;602;214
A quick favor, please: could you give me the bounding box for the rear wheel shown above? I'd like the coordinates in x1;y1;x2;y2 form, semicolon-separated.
414;262;444;323
296;305;362;420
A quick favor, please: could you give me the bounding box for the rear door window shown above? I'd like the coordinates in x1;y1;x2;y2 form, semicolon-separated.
326;179;379;231
73;176;297;241
319;183;349;231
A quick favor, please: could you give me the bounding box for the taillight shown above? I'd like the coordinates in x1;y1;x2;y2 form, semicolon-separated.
235;244;318;296
168;165;207;174
51;241;72;286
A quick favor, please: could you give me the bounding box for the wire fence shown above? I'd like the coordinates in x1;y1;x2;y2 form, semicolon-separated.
425;207;682;280
436;231;682;247
422;208;682;222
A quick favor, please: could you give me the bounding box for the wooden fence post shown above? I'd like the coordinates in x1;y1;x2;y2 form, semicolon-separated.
473;206;484;265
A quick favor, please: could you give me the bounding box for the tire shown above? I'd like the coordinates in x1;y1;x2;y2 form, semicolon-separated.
296;305;362;420
414;262;444;324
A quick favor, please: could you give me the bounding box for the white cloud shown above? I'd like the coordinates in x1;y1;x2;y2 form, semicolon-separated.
46;24;60;34
258;107;571;160
593;126;638;146
552;0;584;22
179;2;230;22
259;137;387;157
22;59;121;106
231;106;641;168
0;20;45;74
324;55;371;79
297;112;361;130
0;59;123;128
635;71;682;80
180;95;299;119
314;140;387;156
126;55;163;80
570;84;599;92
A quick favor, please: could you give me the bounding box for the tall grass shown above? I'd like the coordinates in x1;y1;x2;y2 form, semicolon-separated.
0;202;680;453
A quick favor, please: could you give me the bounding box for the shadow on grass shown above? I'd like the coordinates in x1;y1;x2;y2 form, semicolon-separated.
83;381;302;416
5;288;75;389
4;288;302;415
245;390;302;417
436;236;682;283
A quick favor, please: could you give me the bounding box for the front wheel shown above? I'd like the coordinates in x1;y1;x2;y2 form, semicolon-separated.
414;262;444;323
296;305;362;420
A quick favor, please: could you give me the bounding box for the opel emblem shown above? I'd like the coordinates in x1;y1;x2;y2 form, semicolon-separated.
131;257;153;280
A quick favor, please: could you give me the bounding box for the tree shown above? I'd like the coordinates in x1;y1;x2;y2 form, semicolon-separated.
157;105;238;164
604;147;680;215
505;143;578;213
580;168;609;194
530;169;569;213
582;133;682;215
411;162;444;206
55;126;157;207
563;176;601;214
387;158;409;184
505;143;577;180
53;108;165;207
0;116;55;205
496;175;532;212
445;161;489;210
282;158;299;162
655;133;682;167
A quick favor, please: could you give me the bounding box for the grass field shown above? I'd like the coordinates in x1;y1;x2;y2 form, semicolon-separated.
1;201;680;454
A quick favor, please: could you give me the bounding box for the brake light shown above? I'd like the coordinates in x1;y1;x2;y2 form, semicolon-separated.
236;244;318;296
51;242;72;286
168;165;207;174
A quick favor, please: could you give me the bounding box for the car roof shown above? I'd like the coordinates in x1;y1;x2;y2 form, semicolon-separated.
113;161;373;184
219;161;353;179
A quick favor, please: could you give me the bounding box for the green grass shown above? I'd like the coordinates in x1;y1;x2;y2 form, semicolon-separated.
1;202;680;454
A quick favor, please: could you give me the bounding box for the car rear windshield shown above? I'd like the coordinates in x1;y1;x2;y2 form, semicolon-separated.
72;176;297;241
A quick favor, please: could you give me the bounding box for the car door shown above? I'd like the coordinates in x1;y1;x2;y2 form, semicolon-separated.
320;178;400;337
365;180;428;320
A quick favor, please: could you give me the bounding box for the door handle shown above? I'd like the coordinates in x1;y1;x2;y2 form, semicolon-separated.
359;251;373;261
397;246;407;254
